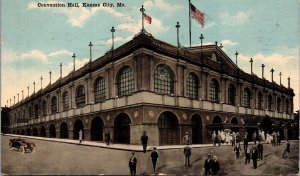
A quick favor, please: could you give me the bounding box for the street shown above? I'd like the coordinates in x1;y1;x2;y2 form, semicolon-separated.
1;135;299;175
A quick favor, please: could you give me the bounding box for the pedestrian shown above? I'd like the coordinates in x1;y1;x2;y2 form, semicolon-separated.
257;141;264;160
141;131;148;153
245;146;251;164
243;132;248;150
232;132;236;147
182;132;191;145
151;147;159;173
252;132;257;145
129;152;137;176
105;132;111;146
251;145;258;169
79;129;83;143
183;144;191;167
234;144;241;159
282;140;291;158
216;130;221;146
204;154;212;175
211;155;220;175
212;131;216;146
277;132;281;145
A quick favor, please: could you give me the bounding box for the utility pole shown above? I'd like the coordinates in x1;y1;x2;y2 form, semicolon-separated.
89;42;93;62
250;58;253;74
261;64;265;79
72;53;76;71
175;22;180;48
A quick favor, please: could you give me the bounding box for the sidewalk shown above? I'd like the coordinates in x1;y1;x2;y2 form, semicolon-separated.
2;133;290;152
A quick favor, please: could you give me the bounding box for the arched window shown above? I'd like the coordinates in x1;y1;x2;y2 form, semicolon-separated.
154;64;174;95
257;92;263;109
62;91;69;111
187;73;199;99
243;88;251;108
284;99;289;113
268;95;272;111
209;79;219;103
76;85;85;108
51;96;57;114
42;100;47;116
94;77;106;103
117;66;134;97
277;97;281;112
228;84;236;105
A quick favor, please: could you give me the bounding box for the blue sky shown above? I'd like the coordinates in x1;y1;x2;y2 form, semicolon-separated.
1;0;299;110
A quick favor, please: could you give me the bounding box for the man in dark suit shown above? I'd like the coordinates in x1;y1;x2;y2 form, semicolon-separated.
251;146;258;169
183;144;191;166
129;152;137;176
257;141;264;160
204;154;212;175
151;147;159;172
211;155;220;175
141;131;148;153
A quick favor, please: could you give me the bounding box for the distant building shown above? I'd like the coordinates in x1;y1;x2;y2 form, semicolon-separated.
5;32;295;145
1;107;11;134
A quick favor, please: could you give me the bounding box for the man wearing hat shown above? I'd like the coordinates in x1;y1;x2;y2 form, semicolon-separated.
129;152;137;176
204;154;212;175
141;131;149;153
151;147;159;173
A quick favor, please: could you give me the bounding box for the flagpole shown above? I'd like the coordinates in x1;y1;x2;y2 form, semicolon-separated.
189;0;191;47
140;5;145;33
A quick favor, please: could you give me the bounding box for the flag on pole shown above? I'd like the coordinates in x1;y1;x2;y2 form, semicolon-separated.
190;3;205;27
144;13;152;24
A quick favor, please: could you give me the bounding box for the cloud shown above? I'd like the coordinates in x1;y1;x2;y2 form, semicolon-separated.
117;18;169;34
221;40;237;47
2;49;73;63
144;0;180;14
220;10;253;26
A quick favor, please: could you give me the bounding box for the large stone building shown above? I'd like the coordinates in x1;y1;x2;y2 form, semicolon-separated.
5;32;295;145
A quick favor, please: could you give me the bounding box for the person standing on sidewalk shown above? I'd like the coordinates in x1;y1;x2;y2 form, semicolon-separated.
257;141;264;160
151;147;159;173
183;144;192;167
243;132;248;150
141;131;148;153
79;129;83;144
105;132;111;146
129;152;137;176
182;132;191;145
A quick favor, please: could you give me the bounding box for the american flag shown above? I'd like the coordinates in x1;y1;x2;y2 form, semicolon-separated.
190;3;205;27
144;13;152;24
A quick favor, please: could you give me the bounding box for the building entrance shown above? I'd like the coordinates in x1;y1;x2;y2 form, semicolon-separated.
114;113;131;144
91;117;104;141
191;114;203;144
158;111;180;145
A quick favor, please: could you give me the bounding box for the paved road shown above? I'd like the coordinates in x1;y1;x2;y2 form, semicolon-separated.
2;135;299;175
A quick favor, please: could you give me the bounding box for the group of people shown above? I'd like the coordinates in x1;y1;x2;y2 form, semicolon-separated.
204;154;220;175
211;130;241;147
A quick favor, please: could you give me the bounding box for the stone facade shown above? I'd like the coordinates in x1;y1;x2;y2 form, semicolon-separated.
6;32;295;145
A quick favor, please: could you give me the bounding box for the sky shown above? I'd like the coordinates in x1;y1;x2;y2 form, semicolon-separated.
1;0;299;111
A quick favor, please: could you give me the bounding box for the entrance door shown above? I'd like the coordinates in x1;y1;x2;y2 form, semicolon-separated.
73;119;84;140
191;114;202;144
60;122;69;139
114;113;131;144
158;112;180;145
91;117;104;141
